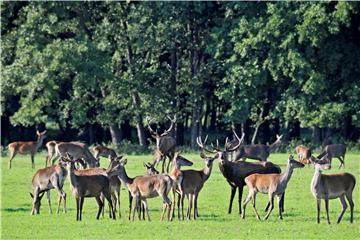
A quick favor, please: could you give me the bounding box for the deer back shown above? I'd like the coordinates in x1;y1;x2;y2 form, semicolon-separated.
134;175;172;198
32;165;67;191
236;144;270;161
158;136;176;155
324;144;346;157
73;174;110;197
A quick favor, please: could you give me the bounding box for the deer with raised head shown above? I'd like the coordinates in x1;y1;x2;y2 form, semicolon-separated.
147;116;177;173
323;144;346;169
242;155;304;220
62;154;115;221
92;144;117;161
198;131;284;215
30;159;67;215
234;134;283;162
179;149;215;220
109;158;174;221
53;142;99;168
295;145;315;165
169;152;194;220
8;130;47;169
311;155;355;224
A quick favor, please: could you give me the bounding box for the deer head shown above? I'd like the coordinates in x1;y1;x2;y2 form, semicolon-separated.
197;131;245;164
314;154;331;171
144;162;159;175
30;191;45;215
147;116;176;147
287;155;305;169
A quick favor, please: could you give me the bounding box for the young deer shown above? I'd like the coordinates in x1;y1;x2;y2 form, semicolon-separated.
8;130;47;169
109;158;174;221
311;155;355;224
63;154;115;221
242;155;304;220
180;152;215;220
92;144;117;161
30;160;67;215
234;134;283;161
295;145;315;165
324;144;346;169
147;116;177;173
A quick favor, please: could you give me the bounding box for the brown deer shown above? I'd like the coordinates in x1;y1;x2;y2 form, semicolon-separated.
147;116;177;173
144;162;160;175
62;154;115;221
109;158;174;221
323;144;346;169
30;159;67;215
197;131;284;215
242;155;304;220
234;134;283;162
45;140;60;167
53;142;99;168
8;130;47;169
92;144;117;161
311;155;355;224
295;145;315;165
179;152;215;220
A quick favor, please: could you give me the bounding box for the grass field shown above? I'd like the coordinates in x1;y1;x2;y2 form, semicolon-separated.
1;152;359;239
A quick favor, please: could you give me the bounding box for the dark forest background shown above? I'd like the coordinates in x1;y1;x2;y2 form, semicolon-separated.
2;2;360;151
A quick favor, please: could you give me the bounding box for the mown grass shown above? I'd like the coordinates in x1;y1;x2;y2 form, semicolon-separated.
1;152;359;239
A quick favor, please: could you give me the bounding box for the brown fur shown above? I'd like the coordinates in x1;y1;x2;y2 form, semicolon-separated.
92;145;117;160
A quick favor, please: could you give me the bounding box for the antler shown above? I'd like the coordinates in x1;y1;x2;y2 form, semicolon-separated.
146;117;158;136
226;130;245;152
197;135;217;153
161;115;177;136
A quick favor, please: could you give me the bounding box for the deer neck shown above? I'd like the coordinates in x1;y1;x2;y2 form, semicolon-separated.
203;163;213;180
35;137;45;151
311;167;322;190
117;167;133;186
269;141;279;153
67;166;78;188
279;163;294;187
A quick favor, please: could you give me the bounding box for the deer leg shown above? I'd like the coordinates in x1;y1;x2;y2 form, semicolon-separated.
8;150;17;169
337;195;347;224
95;196;103;220
278;195;283;220
117;190;121;219
141;200;150;221
57;193;62;214
194;192;199;219
76;197;80;221
100;194;105;218
316;199;321;224
238;186;243;215
132;196;139;221
324;198;330;224
338;157;345;169
264;193;274;220
345;193;354;223
280;192;285;213
161;156;166;174
128;191;133;220
46;190;52;214
228;186;236;214
62;191;67;213
242;191;252;219
187;194;193;220
181;192;185;220
251;192;261;220
31;154;35;169
104;192;116;220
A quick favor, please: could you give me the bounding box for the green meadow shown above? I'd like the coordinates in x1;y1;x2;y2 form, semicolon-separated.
1;152;359;239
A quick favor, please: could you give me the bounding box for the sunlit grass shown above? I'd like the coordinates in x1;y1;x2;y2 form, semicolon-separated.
1;152;359;239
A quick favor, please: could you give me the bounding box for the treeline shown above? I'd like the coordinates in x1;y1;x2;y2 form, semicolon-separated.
1;2;360;148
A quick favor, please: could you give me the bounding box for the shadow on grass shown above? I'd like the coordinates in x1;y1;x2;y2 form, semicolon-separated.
3;207;30;212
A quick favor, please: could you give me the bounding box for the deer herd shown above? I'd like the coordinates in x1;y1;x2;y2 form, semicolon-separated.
7;121;356;225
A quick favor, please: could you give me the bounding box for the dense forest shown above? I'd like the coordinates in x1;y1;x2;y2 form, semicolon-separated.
1;1;360;150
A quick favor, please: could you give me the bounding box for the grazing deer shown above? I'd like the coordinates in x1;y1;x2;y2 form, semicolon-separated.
169;152;194;220
323;144;346;169
53;142;99;168
45;140;60;167
109;158;174;221
92;144;117;161
30;159;67;215
63;154;115;221
180;152;215;220
234;134;283;162
147;116;177;173
311;155;355;224
295;145;315;165
242;155;304;220
8;130;47;169
198;131;284;215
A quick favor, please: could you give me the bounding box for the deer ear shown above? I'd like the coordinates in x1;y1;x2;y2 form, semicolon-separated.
30;193;34;199
143;162;148;168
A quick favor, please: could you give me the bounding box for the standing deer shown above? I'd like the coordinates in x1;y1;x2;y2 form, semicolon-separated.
311;155;355;224
147;116;177;173
179;151;215;220
30;159;67;215
295;145;315;165
8;130;47;169
92;144;117;161
53;142;99;168
197;131;284;215
109;158;174;221
323;144;346;169
63;154;115;221
234;134;283;162
242;155;304;220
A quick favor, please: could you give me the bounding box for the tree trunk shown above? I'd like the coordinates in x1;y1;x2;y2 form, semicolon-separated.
121;120;132;141
190;104;201;149
209;98;217;131
176;122;184;146
170;42;177;139
109;124;122;147
131;91;147;150
312;126;322;145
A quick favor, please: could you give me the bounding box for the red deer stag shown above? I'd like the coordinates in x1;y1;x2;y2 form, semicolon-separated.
295;145;315;165
30;159;67;215
197;131;284;215
8;130;47;169
92;144;117;161
234;134;283;162
63;154;115;221
311;155;355;224
147;116;177;173
242;155;304;220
